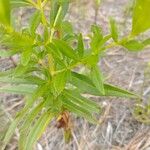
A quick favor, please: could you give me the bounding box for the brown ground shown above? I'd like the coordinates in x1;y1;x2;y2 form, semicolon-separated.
0;0;150;150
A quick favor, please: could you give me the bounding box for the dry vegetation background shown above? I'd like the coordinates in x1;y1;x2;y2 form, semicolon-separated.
1;0;150;150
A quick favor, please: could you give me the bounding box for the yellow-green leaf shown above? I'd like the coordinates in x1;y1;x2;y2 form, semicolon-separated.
132;0;150;35
0;0;10;25
122;40;144;51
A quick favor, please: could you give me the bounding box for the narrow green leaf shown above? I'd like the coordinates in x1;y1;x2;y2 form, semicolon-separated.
132;0;150;35
0;0;10;25
110;18;118;42
90;65;105;94
52;71;69;96
62;98;98;124
0;50;18;58
53;39;78;60
90;24;103;54
50;0;69;27
19;101;45;150
83;54;99;66
61;21;73;35
29;10;41;36
77;33;84;58
21;49;32;66
64;90;100;113
2;104;32;150
3;31;34;50
70;72;138;98
43;27;49;41
122;40;144;51
0;77;31;84
24;111;53;150
104;83;139;98
142;38;150;46
1;120;18;150
26;84;49;107
0;76;45;85
14;65;28;77
0;85;37;95
10;0;33;7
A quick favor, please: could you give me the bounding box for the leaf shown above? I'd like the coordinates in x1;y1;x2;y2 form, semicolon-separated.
122;40;144;51
26;84;49;107
2;104;32;150
77;33;84;58
21;49;32;66
61;21;73;35
24;111;53;150
132;0;150;35
3;31;34;50
19;101;45;150
70;72;138;98
0;50;18;58
142;38;150;46
0;77;31;84
43;27;49;41
1;120;18;150
90;25;103;54
0;76;45;85
104;84;139;98
110;17;118;42
50;0;69;27
14;65;28;77
0;0;10;25
29;10;41;36
90;65;105;95
64;90;100;113
0;85;37;95
53;39;78;60
10;0;33;7
83;54;99;66
62;97;98;124
52;71;69;96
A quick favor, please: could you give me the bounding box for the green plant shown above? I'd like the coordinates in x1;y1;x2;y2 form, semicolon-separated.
0;0;150;149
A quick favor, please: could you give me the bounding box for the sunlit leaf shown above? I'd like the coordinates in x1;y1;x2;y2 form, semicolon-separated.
0;0;10;25
77;33;84;58
132;0;150;35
